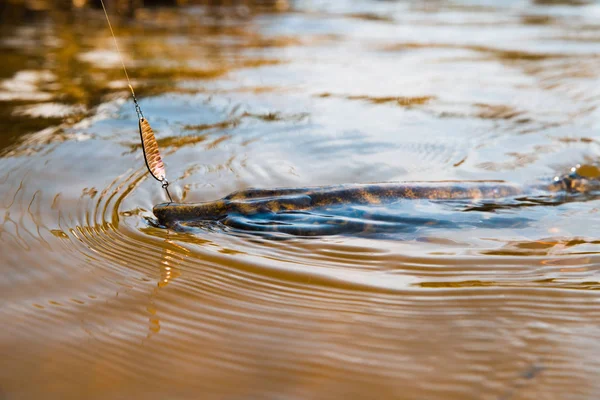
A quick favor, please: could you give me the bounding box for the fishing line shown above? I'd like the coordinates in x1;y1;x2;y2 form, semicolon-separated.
99;0;173;202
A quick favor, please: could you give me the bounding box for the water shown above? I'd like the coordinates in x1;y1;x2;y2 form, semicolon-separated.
2;1;600;399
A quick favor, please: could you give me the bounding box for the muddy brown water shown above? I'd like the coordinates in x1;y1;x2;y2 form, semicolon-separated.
2;1;600;399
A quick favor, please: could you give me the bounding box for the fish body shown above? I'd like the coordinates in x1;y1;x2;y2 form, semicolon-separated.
152;164;600;235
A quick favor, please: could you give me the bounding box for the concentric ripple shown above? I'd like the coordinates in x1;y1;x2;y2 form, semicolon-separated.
2;1;600;399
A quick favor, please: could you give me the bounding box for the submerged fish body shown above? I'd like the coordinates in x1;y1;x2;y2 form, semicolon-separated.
152;165;600;236
154;181;523;222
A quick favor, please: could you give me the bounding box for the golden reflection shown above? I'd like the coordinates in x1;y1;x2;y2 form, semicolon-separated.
482;237;600;257
316;93;434;107
146;238;185;338
383;42;565;62
418;280;600;290
575;164;600;179
0;3;290;153
3;2;600;399
345;12;395;23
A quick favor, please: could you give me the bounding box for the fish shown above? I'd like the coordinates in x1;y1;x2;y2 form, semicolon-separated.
152;164;600;236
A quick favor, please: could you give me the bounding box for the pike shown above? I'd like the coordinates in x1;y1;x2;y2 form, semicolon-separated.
153;165;600;234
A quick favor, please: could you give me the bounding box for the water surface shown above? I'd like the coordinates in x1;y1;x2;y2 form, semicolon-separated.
2;1;600;399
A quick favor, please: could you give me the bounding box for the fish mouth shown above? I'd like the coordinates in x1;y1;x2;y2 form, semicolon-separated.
153;200;229;228
152;202;175;227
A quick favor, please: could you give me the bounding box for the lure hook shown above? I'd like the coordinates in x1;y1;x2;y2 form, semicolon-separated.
162;179;174;203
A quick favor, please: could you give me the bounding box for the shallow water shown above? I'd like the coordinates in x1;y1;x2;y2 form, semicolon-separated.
2;1;600;399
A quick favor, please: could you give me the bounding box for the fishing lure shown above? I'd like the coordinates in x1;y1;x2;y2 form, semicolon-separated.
100;0;173;202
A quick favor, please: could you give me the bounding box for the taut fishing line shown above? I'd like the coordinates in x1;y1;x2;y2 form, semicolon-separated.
99;0;173;202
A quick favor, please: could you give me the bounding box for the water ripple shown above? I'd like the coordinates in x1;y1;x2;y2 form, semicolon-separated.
2;1;600;399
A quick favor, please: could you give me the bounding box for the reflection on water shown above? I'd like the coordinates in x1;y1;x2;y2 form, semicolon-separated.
2;1;600;399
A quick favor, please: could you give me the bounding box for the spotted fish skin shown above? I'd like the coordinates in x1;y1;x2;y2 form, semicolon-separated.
155;181;508;223
152;170;592;229
152;164;600;234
